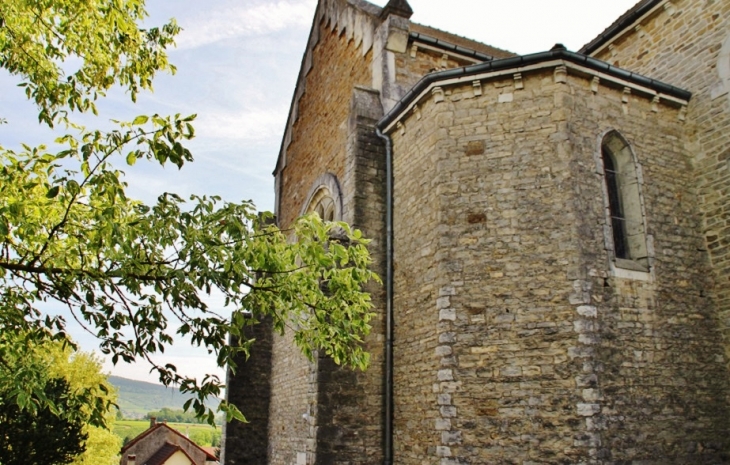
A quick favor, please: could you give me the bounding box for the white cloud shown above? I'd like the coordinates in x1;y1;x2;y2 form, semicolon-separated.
176;0;317;50
195;106;287;141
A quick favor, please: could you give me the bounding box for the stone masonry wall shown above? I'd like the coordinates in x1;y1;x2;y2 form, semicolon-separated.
565;73;730;462
395;47;470;92
312;86;387;465
590;0;730;369
278;21;373;230
267;331;316;465
222;318;273;464
389;64;730;463
270;12;377;465
391;71;588;465
390;80;443;462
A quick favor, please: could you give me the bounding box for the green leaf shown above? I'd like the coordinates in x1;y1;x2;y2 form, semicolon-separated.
126;151;137;166
132;115;149;125
46;186;60;198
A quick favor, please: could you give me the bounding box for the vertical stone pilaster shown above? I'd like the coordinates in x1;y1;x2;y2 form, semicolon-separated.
314;85;386;465
222;317;274;464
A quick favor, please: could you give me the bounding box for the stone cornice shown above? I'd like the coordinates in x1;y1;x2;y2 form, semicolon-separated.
377;48;691;134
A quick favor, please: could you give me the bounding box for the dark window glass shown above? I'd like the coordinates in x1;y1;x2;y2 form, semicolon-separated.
602;148;628;259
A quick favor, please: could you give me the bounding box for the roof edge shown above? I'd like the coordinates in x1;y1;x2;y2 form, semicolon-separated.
273;0;383;177
120;422;217;461
410;32;494;62
579;0;663;55
377;47;691;132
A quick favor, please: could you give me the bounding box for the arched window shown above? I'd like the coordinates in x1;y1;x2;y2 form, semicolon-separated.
301;173;343;222
308;189;336;222
601;131;648;270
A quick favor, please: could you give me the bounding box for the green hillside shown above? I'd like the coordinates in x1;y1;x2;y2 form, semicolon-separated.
109;376;221;418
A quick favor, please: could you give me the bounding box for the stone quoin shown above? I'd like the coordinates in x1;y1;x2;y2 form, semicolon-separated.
223;0;730;463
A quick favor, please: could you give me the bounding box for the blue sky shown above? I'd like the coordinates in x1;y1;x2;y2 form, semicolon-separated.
0;0;639;384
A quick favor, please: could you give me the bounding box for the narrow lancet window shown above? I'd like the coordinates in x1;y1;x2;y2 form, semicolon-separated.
602;149;628;259
601;131;648;269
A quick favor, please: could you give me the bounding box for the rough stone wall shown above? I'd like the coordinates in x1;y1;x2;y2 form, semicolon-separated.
221;318;273;464
313;86;387;465
391;72;588;465
269;10;378;465
389;91;441;462
395;47;470;91
278;21;373;230
566;74;730;462
389;65;730;463
590;0;730;366
267;332;316;465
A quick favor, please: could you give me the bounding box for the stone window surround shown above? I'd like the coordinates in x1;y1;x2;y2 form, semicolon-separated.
301;172;344;221
595;129;653;281
717;34;730;103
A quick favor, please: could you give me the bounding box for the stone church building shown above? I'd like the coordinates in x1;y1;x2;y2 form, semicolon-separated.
223;0;730;463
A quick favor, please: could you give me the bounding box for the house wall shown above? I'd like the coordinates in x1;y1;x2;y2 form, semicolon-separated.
590;0;730;367
388;64;730;463
167;451;194;465
121;426;207;465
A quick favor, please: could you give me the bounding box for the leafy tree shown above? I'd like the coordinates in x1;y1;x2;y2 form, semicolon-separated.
54;347;121;465
0;336;121;465
146;407;208;424
0;0;377;425
0;377;88;465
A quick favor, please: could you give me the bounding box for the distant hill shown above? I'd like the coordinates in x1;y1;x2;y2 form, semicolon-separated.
109;376;221;419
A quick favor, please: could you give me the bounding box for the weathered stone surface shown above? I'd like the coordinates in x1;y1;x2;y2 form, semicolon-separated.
226;0;730;464
390;67;730;464
222;318;273;464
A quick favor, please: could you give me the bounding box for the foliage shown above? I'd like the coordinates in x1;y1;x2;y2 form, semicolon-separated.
0;0;179;126
146;407;212;424
0;337;121;465
56;348;121;465
0;0;378;425
189;427;221;448
0;377;88;465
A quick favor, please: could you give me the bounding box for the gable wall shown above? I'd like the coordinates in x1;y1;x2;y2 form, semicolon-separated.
590;0;730;366
277;22;373;230
122;427;206;465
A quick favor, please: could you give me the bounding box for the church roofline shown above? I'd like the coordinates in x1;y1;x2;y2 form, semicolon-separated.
377;46;691;133
273;0;383;178
271;0;516;179
410;31;496;63
579;0;664;55
410;23;515;60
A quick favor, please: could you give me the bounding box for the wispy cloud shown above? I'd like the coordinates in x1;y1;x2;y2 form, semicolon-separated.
176;0;316;50
195;106;287;141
